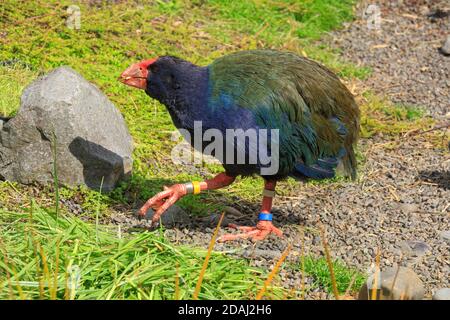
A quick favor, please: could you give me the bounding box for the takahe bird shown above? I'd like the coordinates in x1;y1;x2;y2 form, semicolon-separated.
119;50;360;242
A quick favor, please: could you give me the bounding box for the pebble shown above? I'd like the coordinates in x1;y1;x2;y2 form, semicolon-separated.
440;36;450;56
223;206;244;217
242;249;281;260
397;203;419;213
419;5;430;16
400;240;431;257
432;288;450;300
144;205;190;227
206;213;230;227
358;267;425;300
439;230;450;243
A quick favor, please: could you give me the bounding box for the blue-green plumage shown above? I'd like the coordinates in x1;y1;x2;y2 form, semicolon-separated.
144;50;360;180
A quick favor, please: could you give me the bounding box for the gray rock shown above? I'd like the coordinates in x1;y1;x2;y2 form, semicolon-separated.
144;205;190;227
440;36;450;56
0;67;133;191
432;288;450;300
358;267;425;300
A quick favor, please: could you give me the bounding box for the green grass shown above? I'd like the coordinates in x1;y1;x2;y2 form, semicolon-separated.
295;0;356;39
0;65;37;117
0;206;283;299
360;92;434;138
301;256;365;295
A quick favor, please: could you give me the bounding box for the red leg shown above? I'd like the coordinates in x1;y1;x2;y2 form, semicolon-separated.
138;173;235;223
218;180;283;242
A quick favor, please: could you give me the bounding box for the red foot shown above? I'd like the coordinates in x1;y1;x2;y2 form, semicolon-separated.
138;184;186;223
217;221;283;242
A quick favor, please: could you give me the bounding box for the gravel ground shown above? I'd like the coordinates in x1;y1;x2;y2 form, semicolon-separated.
329;0;450;118
103;0;450;299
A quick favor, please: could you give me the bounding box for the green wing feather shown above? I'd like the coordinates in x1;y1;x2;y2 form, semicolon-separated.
209;50;360;179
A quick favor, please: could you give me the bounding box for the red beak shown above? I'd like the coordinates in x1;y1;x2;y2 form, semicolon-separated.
119;58;157;90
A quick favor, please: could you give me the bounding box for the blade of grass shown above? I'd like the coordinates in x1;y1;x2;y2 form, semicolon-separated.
51;131;59;225
256;244;291;300
300;229;306;300
50;238;60;300
0;237;16;299
193;211;224;300
175;262;180;300
96;177;104;244
64;239;80;300
371;247;381;300
389;254;403;300
27;225;45;300
39;244;51;299
319;223;339;300
343;273;357;299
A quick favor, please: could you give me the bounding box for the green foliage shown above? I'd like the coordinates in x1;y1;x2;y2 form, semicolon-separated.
77;186;110;214
210;0;356;42
385;103;426;121
360;92;433;138
301;256;365;294
0;207;281;299
56;185;110;216
0;65;37;117
209;0;296;45
295;0;356;39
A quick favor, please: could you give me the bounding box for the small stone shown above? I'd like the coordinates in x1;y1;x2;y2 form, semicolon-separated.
172;20;182;27
439;230;450;243
207;213;230;227
440;36;450;56
223;206;243;218
397;203;418;213
419;5;429;16
358;267;425;300
242;249;281;260
312;235;321;245
432;288;450;300
400;240;431;257
144;205;190;227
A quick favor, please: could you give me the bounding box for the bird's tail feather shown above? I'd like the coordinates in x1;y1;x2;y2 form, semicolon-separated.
292;147;346;180
292;143;358;181
291;117;358;181
342;144;357;180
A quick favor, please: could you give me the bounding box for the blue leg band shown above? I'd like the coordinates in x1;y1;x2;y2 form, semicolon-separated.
258;213;273;221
